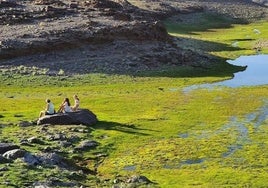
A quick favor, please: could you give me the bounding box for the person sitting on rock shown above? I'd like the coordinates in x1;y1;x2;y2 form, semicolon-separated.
39;99;55;118
58;97;73;113
71;94;80;111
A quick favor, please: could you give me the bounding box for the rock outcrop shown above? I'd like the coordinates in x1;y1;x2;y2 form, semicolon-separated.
37;109;97;126
252;0;268;6
0;143;20;154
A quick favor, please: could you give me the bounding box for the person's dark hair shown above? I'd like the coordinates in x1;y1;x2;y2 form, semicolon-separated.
46;99;50;103
65;98;71;106
74;95;79;101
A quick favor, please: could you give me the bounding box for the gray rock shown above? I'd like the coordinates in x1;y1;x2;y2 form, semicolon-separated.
59;141;72;147
75;140;99;151
126;175;153;184
0;143;20;154
37;109;97;126
0;166;9;171
32;182;51;188
3;148;27;160
24;152;72;169
0;155;11;164
23;152;41;166
46;133;67;141
38;152;71;168
18;121;33;127
252;0;268;6
27;137;44;144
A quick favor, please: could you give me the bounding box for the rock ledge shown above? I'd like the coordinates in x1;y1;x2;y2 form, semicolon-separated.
37;109;97;126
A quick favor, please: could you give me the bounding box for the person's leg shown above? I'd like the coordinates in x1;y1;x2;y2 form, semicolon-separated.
39;111;44;118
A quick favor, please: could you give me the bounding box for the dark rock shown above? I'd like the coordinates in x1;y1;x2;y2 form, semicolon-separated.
0;166;9;171
0;0;18;8
38;152;73;169
24;152;72;168
126;175;153;184
23;152;41;165
59;141;72;147
75;140;99;151
27;137;44;144
34;0;65;6
46;133;67;141
0;155;11;164
37;109;98;126
18;121;33;127
0;143;20;154
3;149;27;160
19;139;33;146
68;135;80;143
69;2;78;9
85;0;123;9
67;171;85;181
32;182;50;188
252;0;268;6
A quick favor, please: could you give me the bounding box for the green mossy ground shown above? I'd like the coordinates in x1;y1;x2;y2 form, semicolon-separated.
0;12;268;187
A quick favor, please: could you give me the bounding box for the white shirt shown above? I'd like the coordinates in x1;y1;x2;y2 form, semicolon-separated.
47;102;55;114
64;102;72;113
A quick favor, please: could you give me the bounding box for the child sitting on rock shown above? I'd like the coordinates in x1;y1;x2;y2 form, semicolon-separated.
72;94;80;111
58;98;73;113
39;99;55;118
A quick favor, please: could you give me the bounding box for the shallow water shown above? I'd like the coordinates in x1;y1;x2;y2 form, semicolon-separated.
183;54;268;92
221;54;268;87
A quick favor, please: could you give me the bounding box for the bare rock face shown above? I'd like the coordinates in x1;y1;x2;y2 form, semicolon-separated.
84;0;123;9
37;109;98;126
0;143;20;154
252;0;268;6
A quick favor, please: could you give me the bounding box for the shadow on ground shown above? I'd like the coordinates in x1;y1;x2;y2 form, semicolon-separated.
92;121;158;136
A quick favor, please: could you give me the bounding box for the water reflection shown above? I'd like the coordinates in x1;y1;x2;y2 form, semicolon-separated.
183;54;268;92
221;54;268;87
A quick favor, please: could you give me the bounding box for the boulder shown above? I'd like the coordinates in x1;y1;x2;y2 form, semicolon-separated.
37;109;97;126
252;0;268;7
0;155;11;164
3;149;27;160
0;143;20;154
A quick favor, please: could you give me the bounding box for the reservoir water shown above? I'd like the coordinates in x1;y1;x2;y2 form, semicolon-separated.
183;54;268;92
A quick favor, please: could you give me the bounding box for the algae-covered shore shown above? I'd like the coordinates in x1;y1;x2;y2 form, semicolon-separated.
1;0;268;187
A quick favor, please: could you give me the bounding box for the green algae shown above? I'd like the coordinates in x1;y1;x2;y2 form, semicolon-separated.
1;13;268;188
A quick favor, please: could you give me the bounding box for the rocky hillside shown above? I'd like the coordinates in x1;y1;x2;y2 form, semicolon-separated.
0;0;267;75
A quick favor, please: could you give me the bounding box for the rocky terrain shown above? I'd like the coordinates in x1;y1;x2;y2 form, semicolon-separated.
1;0;268;187
0;0;267;75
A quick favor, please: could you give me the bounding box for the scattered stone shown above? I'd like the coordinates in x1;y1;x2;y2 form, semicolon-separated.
23;152;41;166
75;140;99;151
46;133;67;141
32;182;50;188
3;148;27;160
19;139;33;146
23;152;73;169
59;141;72;147
0;166;9;171
27;137;44;144
252;0;268;6
0;155;11;164
0;0;18;8
0;143;20;154
67;171;85;181
18;121;33;127
67;135;80;143
126;175;153;184
38;152;73;168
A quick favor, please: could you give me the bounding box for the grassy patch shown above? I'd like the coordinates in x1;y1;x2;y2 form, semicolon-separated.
1;13;268;188
165;13;268;59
